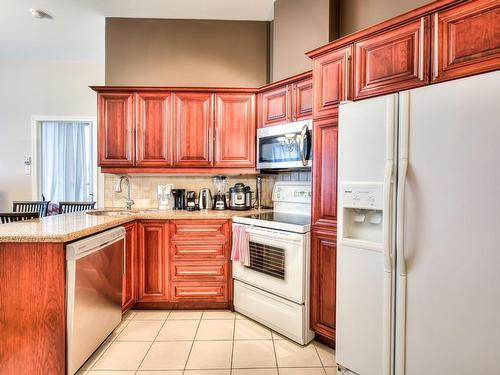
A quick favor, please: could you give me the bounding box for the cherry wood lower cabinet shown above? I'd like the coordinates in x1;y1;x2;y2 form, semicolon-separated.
135;219;232;309
432;0;500;83
122;221;137;312
137;221;170;302
310;227;337;345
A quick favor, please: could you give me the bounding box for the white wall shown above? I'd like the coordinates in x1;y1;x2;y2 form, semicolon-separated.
0;60;104;210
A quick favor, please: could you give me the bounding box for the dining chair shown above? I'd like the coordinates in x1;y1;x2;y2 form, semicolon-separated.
0;212;40;224
12;200;50;217
58;201;96;214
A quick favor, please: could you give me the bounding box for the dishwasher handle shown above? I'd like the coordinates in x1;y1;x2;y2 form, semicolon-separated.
66;227;125;260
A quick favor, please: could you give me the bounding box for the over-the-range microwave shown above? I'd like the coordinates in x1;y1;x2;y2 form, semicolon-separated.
257;119;312;170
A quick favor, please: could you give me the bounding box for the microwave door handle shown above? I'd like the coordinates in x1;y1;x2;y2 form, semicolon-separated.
299;124;308;166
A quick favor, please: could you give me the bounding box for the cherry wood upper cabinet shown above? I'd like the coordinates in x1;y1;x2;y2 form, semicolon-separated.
354;17;430;100
122;222;137;312
137;221;169;302
292;78;313;121
172;92;214;167
97;92;135;166
313;46;353;119
214;93;256;168
259;85;290;127
310;227;337;343
136;93;172;167
312;117;338;228
432;0;500;83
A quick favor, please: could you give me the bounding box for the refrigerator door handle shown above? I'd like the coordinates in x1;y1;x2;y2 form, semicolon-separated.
395;92;410;375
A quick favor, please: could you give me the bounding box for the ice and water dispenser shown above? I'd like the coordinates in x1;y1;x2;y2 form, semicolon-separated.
341;183;384;244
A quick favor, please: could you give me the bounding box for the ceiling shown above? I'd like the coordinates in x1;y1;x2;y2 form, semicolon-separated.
0;0;275;61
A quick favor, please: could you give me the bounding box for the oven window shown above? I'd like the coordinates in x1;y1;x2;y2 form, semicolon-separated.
248;241;285;279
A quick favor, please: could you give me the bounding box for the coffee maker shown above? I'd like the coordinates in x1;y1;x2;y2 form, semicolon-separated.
186;191;196;211
212;175;228;210
172;189;185;210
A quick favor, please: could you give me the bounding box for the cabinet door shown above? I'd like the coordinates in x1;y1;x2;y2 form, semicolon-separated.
137;221;169;301
354;17;429;99
312;117;338;228
310;228;336;342
122;222;137;312
313;46;352;119
136;93;172;167
172;92;214;167
292;78;313;121
98;93;134;166
259;85;290;127
214;93;256;168
432;0;500;83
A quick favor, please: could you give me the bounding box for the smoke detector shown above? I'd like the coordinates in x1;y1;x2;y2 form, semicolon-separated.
29;8;52;19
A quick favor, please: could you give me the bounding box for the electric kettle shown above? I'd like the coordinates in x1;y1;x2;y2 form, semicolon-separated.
198;188;213;210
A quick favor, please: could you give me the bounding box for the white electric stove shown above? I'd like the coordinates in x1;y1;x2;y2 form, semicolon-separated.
232;181;314;345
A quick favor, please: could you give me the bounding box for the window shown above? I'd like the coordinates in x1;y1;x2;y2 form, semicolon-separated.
37;121;95;203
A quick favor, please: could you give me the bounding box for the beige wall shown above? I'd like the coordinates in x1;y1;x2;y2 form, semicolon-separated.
272;0;334;81
339;0;433;36
105;18;270;87
0;60;104;210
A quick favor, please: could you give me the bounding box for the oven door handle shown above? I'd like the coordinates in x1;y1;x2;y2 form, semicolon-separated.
299;124;309;167
243;226;303;241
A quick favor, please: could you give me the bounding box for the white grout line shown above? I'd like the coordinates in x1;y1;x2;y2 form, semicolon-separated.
229;316;237;375
182;314;203;374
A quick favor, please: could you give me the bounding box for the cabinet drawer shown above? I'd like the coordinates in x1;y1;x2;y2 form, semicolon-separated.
170;242;228;260
170;282;228;301
169;220;229;241
170;261;227;281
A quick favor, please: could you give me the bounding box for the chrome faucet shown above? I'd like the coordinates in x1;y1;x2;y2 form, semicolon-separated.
114;176;134;210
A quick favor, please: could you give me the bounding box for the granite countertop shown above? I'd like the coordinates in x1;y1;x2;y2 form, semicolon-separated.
0;208;272;243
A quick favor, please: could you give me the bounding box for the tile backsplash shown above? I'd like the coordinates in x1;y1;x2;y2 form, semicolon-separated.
104;171;311;209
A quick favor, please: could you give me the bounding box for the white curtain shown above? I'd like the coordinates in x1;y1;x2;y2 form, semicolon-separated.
40;121;92;203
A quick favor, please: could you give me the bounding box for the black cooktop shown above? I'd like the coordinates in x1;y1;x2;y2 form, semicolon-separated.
245;212;311;226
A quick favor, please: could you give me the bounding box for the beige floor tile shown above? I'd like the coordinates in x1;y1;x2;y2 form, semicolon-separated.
133;310;170;320
184;370;231;375
234;319;272;340
80;340;112;370
92;341;151;370
202;310;236;320
156;319;199;341
108;320;130;341
232;340;276;369
115;320;164;341
314;341;336;367
185;340;233;369
87;371;135;375
136;372;183;375
195;320;234;340
232;369;278;375
279;368;326;375
122;310;136;320
168;310;203;320
271;331;287;340
139;341;192;370
324;367;337;375
274;340;322;368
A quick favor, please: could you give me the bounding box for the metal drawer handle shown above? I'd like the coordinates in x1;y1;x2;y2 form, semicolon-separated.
178;291;219;296
178;270;219;275
178;249;218;253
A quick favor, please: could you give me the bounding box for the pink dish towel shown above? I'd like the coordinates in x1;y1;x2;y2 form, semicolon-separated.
231;224;250;266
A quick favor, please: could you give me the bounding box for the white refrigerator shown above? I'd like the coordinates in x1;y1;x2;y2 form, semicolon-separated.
336;70;500;375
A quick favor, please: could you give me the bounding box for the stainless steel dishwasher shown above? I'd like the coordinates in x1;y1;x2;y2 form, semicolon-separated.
66;227;125;375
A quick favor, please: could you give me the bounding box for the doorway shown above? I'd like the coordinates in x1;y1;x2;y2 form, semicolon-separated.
31;117;100;206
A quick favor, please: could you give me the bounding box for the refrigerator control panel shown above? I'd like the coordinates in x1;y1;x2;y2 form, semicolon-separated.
342;183;384;210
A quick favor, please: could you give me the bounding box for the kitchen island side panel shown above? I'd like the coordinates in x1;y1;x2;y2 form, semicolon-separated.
0;242;66;375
